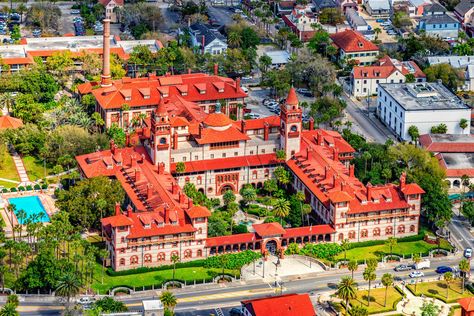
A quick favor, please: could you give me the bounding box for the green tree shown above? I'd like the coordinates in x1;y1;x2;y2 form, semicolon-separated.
420;301;440;316
385;237;397;260
444;272;453;300
459;259;470;293
373;27;381;41
348;260;358;279
272;198;290;225
171;254;180;281
175;162;186;174
462;200;474;225
341;239;350;261
412;254;421;292
92;297;127;313
460;118;469;131
258;55;272;74
336;276;357;313
160;291;177;312
363;268;376;306
0;303;18;316
349;305;368;316
263;179;278;196
408;125;419;144
223;190;236;206
425;63;463;91
381;273;393;307
318;8;344;25
431;123;448;134
6;295;19;307
276;149;286;161
55;271;82;313
241;186;257;205
274;166;290;186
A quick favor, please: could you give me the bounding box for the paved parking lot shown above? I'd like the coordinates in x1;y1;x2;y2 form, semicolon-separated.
357;7;397;43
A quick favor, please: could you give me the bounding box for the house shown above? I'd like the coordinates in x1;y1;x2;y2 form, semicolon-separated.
263;50;291;68
376;81;471;141
345;8;370;32
426;55;474;91
454;0;474;36
241;294;316;316
99;0;123;23
282;5;318;42
458;297;474;316
188;22;227;55
313;0;337;11
365;0;391;17
404;0;432;17
278;1;297;15
351;56;425;97
420;134;474;193
335;0;358;12
329;29;379;65
417;3;460;39
142;300;164;316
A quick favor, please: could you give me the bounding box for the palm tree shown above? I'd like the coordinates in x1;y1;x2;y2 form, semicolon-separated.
362;152;372;175
374;27;381;41
160;291;177;312
6;295;18;307
55;272;82;313
444;272;453;300
227;31;242;48
385;237;397;260
336;276;357;314
0;265;7;293
408;125;419;144
171;254;180;281
295;191;305;224
460;118;469;131
412;254;421;292
348;260;358;279
302;204;311;225
0;303;18;316
459;259;470;293
363;268;376;307
0;92;15;114
272;199;291;225
341;239;350;261
99;249;109;285
241;187;257;206
381;273;393;307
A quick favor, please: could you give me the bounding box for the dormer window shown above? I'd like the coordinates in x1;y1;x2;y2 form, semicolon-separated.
358;41;363;48
120;89;132;101
144;223;151;229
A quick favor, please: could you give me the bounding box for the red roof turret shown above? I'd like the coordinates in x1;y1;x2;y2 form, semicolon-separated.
286;87;299;106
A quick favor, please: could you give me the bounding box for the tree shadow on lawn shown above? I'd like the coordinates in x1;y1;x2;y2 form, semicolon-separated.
360;295;379;306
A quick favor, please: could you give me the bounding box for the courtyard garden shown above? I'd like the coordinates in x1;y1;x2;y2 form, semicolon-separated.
349;286;404;314
407;279;473;303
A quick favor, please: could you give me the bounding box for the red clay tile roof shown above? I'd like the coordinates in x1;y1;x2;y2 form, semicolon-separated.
419;134;474;153
0;116;23;129
328;191;353;203
253;222;286;237
170;116;189;127
242;293;315;316
170;153;281;173
459;297;474;312
101;214;133;227
282;225;335;238
234;116;280;130
186;206;211;218
286;87;299;105
194;126;250;145
330;30;379;52
401;183;425;195
206;233;257;247
352;65;400;79
203;112;233;127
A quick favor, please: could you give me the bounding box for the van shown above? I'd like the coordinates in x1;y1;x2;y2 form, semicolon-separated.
414;259;430;270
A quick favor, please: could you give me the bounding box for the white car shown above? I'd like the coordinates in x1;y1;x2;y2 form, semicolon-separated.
246;113;261;119
241;86;249;93
409;271;424;278
71;9;80;14
464;248;472;258
77;297;95;305
265;102;279;108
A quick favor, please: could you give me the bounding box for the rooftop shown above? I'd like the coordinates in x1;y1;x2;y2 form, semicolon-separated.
378;82;469;111
242;293;315;316
427;55;474;68
264;50;290;65
330;29;379;53
440;152;474;170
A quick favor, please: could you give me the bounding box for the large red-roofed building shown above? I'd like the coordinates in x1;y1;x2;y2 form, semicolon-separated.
241;293;315;316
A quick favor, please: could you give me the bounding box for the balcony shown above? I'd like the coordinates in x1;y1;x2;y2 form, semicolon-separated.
127;235;195;247
345;210;412;223
288;131;300;138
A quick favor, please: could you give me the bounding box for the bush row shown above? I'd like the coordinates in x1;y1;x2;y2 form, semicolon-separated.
347;232;426;250
106;259;206;277
2;184;47;193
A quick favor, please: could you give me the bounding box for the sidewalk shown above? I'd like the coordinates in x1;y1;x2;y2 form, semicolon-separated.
10;150;31;185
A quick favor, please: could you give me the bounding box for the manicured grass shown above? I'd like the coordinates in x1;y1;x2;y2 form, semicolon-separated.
0;180;18;189
349;287;403;314
91;262;239;294
22;156;52;181
0;152;20;182
407;280;473;303
336;240;452;261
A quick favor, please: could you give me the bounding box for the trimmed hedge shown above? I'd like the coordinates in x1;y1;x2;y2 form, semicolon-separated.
348;232;426;250
10;188;17;192
34;184;41;190
106;259;206;277
2;188;8;193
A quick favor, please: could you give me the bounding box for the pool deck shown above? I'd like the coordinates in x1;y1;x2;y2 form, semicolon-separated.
0;191;57;237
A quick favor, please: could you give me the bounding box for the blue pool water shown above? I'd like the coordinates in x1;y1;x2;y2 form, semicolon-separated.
8;196;50;224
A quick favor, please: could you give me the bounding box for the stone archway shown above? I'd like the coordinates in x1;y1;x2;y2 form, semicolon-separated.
265;240;278;255
219;183;235;195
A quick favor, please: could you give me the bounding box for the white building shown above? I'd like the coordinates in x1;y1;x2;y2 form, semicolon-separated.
263;50;291;69
376;81;471;141
189;22;227;55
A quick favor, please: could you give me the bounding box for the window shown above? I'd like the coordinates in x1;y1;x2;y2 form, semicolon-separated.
398;225;405;233
222;153;226;158
360;229;368;238
197;249;203;257
385;226;393;235
160;137;167;144
130;256;139;264
348;231;356;239
210;154;214;158
119;258;125;266
157;253;166;261
144;254;152;263
373;228;380;236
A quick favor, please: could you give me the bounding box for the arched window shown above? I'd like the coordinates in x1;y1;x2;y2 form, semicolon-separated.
159;137;167;144
119;258;125;266
171;251;179;258
398;225;405;233
198;228;203;234
130;256;139;264
410;225;416;232
373;228;380;236
360;229;368;238
348;231;356;239
197;249;202;257
144;254;152;263
157;253;166;261
290;125;298;132
338;233;344;241
453;180;461;188
386;226;393;235
184;249;192;259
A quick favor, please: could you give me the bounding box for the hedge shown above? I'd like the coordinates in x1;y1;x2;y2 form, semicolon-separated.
348;232;426;250
41;184;48;189
34;184;41;190
10;188;17;192
106;259;206;277
26;185;33;191
204;250;261;270
2;188;8;193
18;186;25;191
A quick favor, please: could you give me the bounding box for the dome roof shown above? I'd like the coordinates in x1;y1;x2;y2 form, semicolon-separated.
203;112;233;128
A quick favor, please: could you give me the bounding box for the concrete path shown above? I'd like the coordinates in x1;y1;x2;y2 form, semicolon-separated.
0;177;20;184
11;150;31;185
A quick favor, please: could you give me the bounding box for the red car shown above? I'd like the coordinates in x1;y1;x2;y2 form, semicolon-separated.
243;108;252;114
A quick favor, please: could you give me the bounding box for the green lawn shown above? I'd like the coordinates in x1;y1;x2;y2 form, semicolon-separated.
349;287;403;314
336;240;452;261
22;156;52;181
91;263;240;294
407;280;472;303
0;151;20;183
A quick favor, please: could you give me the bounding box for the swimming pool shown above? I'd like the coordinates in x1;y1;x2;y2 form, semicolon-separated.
8;196;50;224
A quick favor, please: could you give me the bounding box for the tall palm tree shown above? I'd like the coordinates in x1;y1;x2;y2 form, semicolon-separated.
0;92;15;114
171;254;180;281
227;31;242;48
302;204;311;225
99;249;109;285
341;239;350;261
459;259;470;293
160;291;177;312
374;27;381;40
55;272;82;313
412;254;421;293
295;191;305;224
0;303;18;316
336;276;357;314
348;260;358;279
381;273;393;307
272;199;290;225
363;268;376;307
444;272;453;300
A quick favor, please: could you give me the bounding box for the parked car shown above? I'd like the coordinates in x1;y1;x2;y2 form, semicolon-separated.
394;264;412;272
409;271;424;278
464;248;472;258
435;266;453;274
77;297;95;305
243;108;252;114
246;113;261;119
71;9;81;14
376;18;386;23
413;259;430;270
297;88;311;94
241;86;249;93
32;29;42;37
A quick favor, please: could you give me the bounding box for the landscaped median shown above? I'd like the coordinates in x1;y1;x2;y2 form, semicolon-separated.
407;279;473;303
349;286;404;314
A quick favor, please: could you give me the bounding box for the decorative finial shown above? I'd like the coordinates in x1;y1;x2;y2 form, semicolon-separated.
215;101;222;113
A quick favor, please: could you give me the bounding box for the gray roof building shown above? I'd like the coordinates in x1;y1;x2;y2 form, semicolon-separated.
189;22;226;47
454;0;474;16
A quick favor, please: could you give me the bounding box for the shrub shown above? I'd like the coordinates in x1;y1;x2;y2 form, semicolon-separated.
18;186;25;191
204;250;261;270
2;188;8;193
10;188;17;192
34;184;41;190
300;243;342;260
26;185;33;191
106;259;206;277
41;184;48;189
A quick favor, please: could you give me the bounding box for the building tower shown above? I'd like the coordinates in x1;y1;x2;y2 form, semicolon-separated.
280;87;302;160
101;19;112;87
150;99;172;172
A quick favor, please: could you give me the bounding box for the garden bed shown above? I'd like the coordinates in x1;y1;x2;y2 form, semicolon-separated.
349;287;403;314
407;280;473;303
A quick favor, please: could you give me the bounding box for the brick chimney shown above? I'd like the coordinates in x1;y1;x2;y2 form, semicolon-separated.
188;68;192;74
333;147;339;161
158;162;165;174
173;132;178;150
164;206;169;223
179;191;186;204
172;183;179;195
309;117;314;130
131;154;137;168
127;204;133;217
146;184;153;199
263;122;269;141
201;35;205;54
241;120;246;133
135;168;141;181
214;63;218;76
236;78;241;91
101;19;112;87
110;139;115;154
115;202;121;216
125;133;130;147
367;183;373;201
333;174;341;190
317;131;324;146
199;122;203;139
349;164;355;177
188;198;194;208
400;172;406;190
